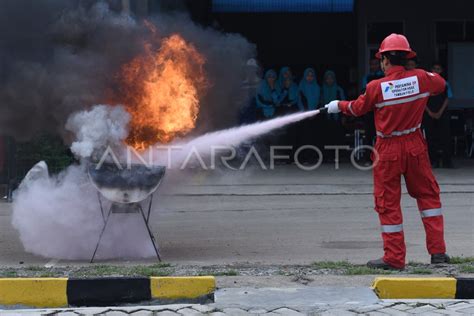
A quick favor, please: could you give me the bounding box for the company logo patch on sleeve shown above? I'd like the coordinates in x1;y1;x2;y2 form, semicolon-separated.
381;76;420;100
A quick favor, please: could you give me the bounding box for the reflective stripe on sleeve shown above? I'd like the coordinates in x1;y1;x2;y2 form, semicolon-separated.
381;224;403;233
348;102;356;116
421;208;443;218
375;92;430;108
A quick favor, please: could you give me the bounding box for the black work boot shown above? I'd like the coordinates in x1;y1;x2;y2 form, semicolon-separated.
367;258;403;270
431;253;450;264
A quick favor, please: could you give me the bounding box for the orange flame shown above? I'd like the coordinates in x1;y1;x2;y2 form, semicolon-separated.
118;31;207;150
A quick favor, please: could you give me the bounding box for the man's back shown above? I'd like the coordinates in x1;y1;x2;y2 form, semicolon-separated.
347;66;446;138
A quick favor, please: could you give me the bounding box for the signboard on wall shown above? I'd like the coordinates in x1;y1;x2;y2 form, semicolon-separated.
212;0;354;13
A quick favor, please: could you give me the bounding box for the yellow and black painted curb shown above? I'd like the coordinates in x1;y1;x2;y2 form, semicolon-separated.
373;277;474;299
0;276;215;308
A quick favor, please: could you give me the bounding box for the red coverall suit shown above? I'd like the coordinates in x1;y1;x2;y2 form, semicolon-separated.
339;66;447;268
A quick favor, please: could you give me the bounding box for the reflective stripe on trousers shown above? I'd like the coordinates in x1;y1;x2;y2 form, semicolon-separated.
421;208;443;218
381;224;403;233
376;124;421;138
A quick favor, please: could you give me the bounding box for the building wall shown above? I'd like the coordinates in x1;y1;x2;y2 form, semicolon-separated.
357;0;474;88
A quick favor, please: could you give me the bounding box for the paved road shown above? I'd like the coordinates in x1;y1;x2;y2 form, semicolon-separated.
0;161;473;267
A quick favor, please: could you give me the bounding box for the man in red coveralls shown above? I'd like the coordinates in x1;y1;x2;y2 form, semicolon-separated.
324;34;450;270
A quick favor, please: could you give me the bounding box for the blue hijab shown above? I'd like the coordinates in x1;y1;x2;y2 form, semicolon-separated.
298;68;320;111
276;67;298;105
256;69;278;118
321;70;345;104
276;67;291;90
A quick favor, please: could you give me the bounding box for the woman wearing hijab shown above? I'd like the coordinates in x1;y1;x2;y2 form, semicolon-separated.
276;67;298;116
321;70;346;161
276;67;292;91
254;69;279;162
274;67;299;158
321;70;346;121
298;68;320;111
256;69;278;120
297;68;322;162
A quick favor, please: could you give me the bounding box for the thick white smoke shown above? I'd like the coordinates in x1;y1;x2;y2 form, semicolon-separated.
12;104;158;260
12;164;102;259
65;105;130;159
12;162;156;260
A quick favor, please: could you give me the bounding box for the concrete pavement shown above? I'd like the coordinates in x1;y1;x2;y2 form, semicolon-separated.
3;297;474;315
0;160;473;267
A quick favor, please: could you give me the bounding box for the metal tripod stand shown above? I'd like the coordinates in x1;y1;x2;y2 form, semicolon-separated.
90;193;161;263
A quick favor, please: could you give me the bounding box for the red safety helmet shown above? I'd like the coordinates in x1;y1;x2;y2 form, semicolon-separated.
375;33;416;59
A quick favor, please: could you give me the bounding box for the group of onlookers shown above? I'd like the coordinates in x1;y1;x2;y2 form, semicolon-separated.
252;66;347;162
255;67;345;120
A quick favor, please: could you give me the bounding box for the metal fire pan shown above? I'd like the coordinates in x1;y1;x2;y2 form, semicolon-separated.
88;162;166;204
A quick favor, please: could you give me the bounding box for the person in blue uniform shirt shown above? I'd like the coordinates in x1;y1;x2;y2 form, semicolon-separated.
276;67;299;116
362;58;384;89
276;66;293;91
321;70;346;121
321;70;346;161
298;68;320;111
256;69;278;120
275;68;299;156
297;67;322;162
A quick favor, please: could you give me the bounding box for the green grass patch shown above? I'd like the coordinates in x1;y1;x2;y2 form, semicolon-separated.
128;264;174;277
82;265;123;276
311;261;395;275
410;267;433;275
0;264;175;278
0;270;18;278
198;270;239;276
277;270;293;276
0;267;61;278
449;256;474;264
460;265;474;273
312;261;353;269
24;266;46;272
343;266;393;275
72;263;174;277
153;263;172;268
38;272;58;278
